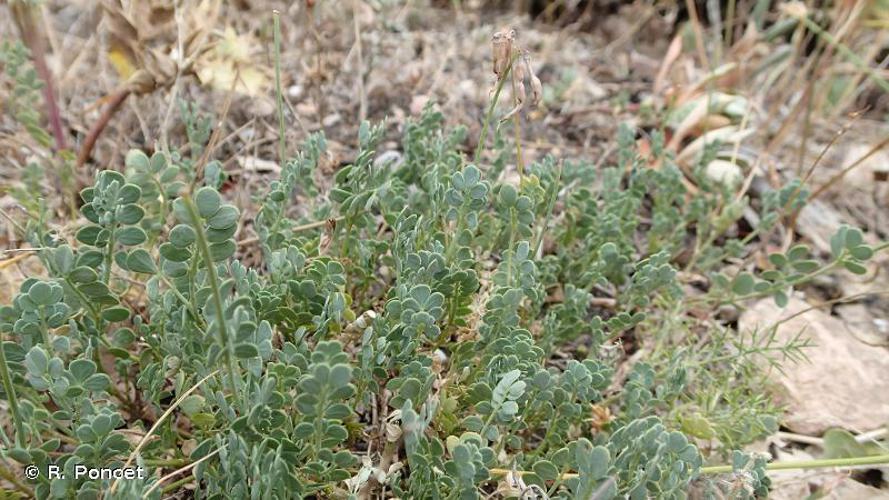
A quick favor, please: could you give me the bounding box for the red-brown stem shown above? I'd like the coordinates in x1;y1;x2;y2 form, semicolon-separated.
11;2;67;151
76;89;131;169
32;46;66;151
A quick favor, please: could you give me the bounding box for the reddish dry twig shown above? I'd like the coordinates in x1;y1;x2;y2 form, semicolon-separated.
10;1;67;151
75;88;132;169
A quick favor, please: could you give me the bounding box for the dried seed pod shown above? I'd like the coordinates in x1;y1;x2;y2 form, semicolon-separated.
500;96;524;123
491;28;515;79
512;52;526;83
514;79;526;105
523;53;543;107
529;74;543;107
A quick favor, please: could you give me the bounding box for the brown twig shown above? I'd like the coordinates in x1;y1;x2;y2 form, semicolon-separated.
75;88;132;169
683;0;710;71
808;134;889;203
10;1;67;151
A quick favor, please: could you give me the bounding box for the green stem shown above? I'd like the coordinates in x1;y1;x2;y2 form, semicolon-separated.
181;195;243;412
489;453;889;481
474;58;515;164
510;70;524;177
66;277;102;326
700;453;889;474
161;475;194;494
545;462;572;497
794;14;889;94
445;204;467;263
532;165;562;257
144;458;190;468
160;275;206;329
691;257;843;308
273;10;287;163
506;215;516;288
0;461;33;496
0;330;26;448
102;225;116;285
39;313;50;347
530;389;575;458
478;410;498;446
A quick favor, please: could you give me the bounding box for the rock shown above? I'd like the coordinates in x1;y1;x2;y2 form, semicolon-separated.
771;474;889;500
823;478;889;499
738;296;889;434
237;156;280;173
768;446;889;499
835;303;889;347
794;199;845;256
705;159;743;187
843;143;889;191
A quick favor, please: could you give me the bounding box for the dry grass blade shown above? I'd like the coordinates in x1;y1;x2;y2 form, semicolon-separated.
140;449;221;499
808;134;889;203
108;370;220;494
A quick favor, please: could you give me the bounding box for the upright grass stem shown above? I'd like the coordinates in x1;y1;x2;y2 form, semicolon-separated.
792;12;889;94
509;67;525;177
699;454;889;474
273;10;286;163
0;330;25;448
181;196;243;411
474;56;516;164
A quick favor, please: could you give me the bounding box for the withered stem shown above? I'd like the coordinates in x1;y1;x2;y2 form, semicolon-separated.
76;89;131;169
475;54;518;164
11;2;67;151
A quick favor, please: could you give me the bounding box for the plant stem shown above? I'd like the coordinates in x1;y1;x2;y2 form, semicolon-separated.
510;68;524;177
10;1;66;151
699;453;889;474
808;134;889;204
160;475;194;495
102;225;117;285
273;10;286;163
76;88;131;169
478;409;499;446
159;275;205;328
0;330;26;448
141;449;221;498
66;276;102;326
110;369;220;494
532;164;562;257
0;461;33;496
792;13;889;94
690;257;843;308
183;194;242;408
474;58;515;164
489;453;889;481
143;458;190;468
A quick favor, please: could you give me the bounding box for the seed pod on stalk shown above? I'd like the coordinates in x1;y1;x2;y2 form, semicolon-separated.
491;28;515;80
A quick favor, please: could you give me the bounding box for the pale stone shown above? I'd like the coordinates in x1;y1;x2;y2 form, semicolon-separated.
739;297;889;434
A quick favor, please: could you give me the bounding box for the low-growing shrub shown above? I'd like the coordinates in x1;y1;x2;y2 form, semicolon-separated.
0;103;877;499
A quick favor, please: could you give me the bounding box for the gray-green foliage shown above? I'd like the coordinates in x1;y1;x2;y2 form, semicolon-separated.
0;103;880;499
0;41;51;147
